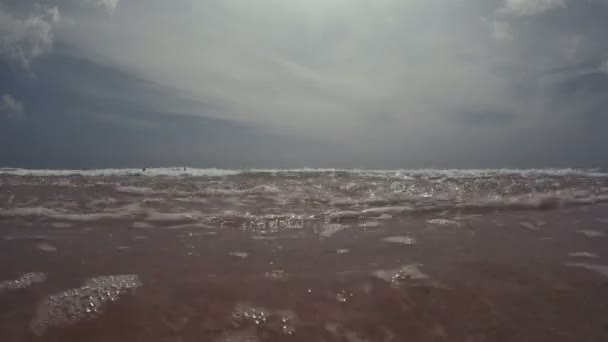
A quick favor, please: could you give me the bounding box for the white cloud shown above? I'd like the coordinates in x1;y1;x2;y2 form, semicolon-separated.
0;5;60;69
483;18;514;40
600;60;608;74
0;94;24;118
499;0;566;16
86;0;120;14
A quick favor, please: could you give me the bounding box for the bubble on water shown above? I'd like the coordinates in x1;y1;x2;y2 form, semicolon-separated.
231;304;296;336
335;290;353;303
30;274;142;336
264;270;288;281
336;249;350;254
232;304;269;326
0;272;46;293
382;236;416;245
373;265;432;287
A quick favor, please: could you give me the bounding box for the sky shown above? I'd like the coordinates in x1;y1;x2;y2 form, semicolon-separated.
1;0;608;169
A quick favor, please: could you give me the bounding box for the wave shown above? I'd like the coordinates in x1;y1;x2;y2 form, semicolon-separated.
1;167;607;178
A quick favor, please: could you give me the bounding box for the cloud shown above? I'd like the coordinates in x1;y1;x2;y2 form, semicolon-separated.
483;18;514;40
0;94;24;118
499;0;566;16
0;4;60;69
3;0;608;168
85;0;119;14
600;60;608;74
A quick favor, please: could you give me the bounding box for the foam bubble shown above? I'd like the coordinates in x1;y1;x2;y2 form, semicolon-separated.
30;274;142;336
0;273;46;293
231;303;296;336
427;219;462;227
382;236;416;245
372;265;430;287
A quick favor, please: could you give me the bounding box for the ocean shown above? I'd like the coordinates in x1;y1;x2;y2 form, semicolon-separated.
1;168;608;341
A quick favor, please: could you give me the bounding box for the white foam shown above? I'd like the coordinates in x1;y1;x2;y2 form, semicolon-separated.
427;219;462;227
362;206;413;216
382;236;416;245
372;265;430;286
4;167;605;178
251;235;278;240
145;211;200;222
115;186;156;195
30;274;142;336
359;221;381;228
327;210;362;222
231;303;296;336
0;273;46;293
0;168;240;177
0;204;142;221
318;224;348;238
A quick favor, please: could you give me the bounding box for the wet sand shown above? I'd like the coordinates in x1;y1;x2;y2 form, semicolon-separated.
2;205;608;341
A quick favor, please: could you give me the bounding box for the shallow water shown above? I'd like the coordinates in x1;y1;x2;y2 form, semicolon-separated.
1;169;608;341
